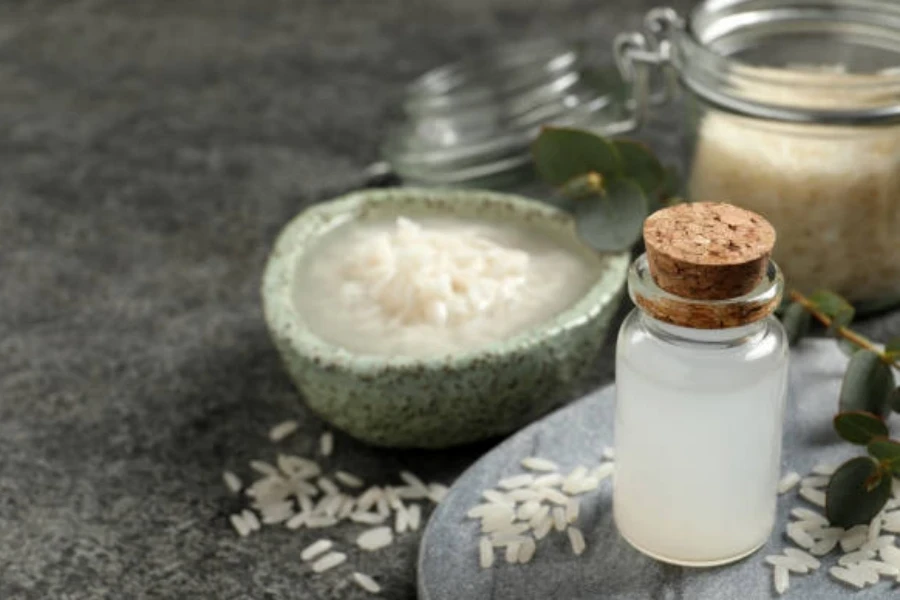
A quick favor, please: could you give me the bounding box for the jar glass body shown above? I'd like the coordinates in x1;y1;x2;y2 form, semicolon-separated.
619;1;900;309
613;256;789;566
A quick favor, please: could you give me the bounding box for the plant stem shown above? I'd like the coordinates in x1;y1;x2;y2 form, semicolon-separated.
790;290;900;369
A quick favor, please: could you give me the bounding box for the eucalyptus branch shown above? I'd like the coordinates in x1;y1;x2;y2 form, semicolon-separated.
789;290;900;370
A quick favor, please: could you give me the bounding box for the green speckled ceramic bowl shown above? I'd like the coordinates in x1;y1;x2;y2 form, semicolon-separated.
261;188;628;448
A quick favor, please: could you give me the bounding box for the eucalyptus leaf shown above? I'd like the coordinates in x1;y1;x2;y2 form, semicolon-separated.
868;439;900;475
808;290;854;332
833;411;889;445
781;302;812;346
612;140;664;197
572;178;647;252
532;128;620;187
826;457;892;527
839;350;896;417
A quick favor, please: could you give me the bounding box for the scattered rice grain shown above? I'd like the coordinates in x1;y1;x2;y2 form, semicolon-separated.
301;539;333;561
799;487;826;508
357;526;394;551
518;537;537;563
335;471;364;489
353;572;381;594
777;472;801;494
268;420;299;442
479;536;494;569
223;471;242;494
567;526;586;555
521;457;558;472
319;431;334;457
312;551;346;573
773;565;790;595
498;474;535;490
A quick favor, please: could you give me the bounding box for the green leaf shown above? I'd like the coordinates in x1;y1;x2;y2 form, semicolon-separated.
532;128;620;187
839;350;896;417
833;411;889;445
886;337;900;361
612;140;664;196
572;178;648;252
826;457;892;527
808;290;854;332
781;302;812;346
868;439;900;475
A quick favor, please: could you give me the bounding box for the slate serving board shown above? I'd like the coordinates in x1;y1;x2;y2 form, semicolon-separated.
418;340;896;599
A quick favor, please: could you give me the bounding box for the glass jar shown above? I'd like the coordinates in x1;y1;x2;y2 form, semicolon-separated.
616;1;900;310
613;254;789;566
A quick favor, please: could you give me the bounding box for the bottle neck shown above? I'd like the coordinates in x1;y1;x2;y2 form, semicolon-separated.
639;311;768;348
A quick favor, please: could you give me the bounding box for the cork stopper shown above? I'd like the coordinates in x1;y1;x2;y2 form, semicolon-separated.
643;202;776;300
636;202;779;329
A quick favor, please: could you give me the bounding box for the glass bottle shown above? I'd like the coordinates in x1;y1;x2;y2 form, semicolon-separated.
613;202;789;567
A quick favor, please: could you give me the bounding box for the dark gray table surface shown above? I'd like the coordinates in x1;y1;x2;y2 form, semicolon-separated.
1;1;898;599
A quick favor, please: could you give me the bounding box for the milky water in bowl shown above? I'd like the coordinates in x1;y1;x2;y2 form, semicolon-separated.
292;215;603;357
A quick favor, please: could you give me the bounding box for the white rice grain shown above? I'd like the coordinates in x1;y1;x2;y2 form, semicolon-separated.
773;565;790;595
319;431;334;457
396;485;429;500
567;526;586;555
506;489;541;503
765;555;809;574
777;472;801;494
589;463;615;484
241;509;261;531
490;532;530;547
298;494;314;514
528;505;551;529
312;551;346;573
351;511;387;525
222;471;242;494
786;522;815;549
301;539;333;562
561;467;588;494
291;479;320;498
533;514;554;540
840;526;869;552
521;457;558;472
784;547;821;570
317;477;340;497
498;474;535;490
799;487;826;508
353;572;381;594
479;536;494;569
306;514;339;529
790;508;828;525
260;501;294;525
335;471;364;489
565;498;580;524
838;549;876;566
356;486;384;513
540;488;570;506
879;544;900;568
482;490;514;506
384;487;404;510
809;536;839;556
394;505;409;534
428;483;449;504
399;470;429;493
849;563;879;585
357;526;394;551
801;475;830;488
829;566;865;588
518;537;537;563
337;496;356;520
408;504;422;531
285;513;307;530
504;542;520;563
276;454;321;479
552;507;567;532
516;501;543;522
861;535;896;553
229;513;251;537
269;420;299;442
812;463;837;476
531;473;564;488
858;559;899;577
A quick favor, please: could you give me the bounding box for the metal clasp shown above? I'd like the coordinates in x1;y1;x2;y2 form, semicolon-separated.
611;7;682;134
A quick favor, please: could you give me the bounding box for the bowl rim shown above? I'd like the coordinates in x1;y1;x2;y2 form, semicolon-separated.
261;187;629;374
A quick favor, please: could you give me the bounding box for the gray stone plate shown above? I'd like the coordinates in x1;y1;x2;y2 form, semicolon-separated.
418;340;893;599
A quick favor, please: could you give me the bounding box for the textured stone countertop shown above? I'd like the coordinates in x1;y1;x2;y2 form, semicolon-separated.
1;1;898;599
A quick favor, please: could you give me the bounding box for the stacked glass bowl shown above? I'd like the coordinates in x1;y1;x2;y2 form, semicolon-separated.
381;39;627;189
